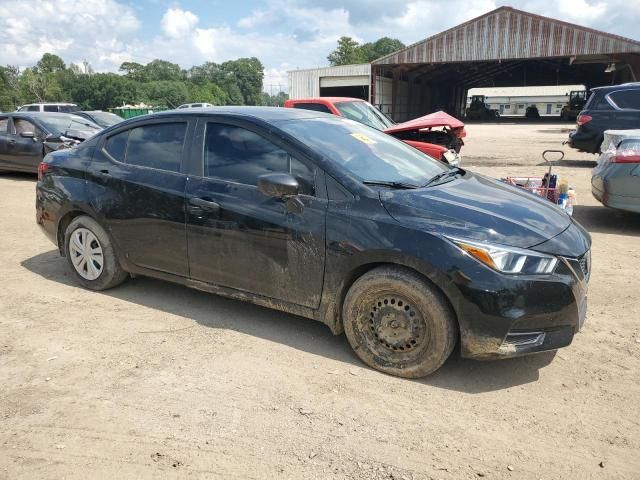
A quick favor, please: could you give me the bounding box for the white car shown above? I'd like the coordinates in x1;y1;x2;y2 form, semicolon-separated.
176;103;214;109
17;103;79;113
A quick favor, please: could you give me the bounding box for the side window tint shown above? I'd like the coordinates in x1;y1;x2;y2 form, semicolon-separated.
205;124;316;194
205;124;288;185
609;90;640;110
0;117;8;133
44;105;58;112
26;105;40;111
125;123;186;172
13;119;37;135
293;103;332;114
593;94;613;110
104;130;130;162
289;156;315;195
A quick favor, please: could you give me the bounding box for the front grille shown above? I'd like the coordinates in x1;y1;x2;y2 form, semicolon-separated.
503;331;546;347
579;251;590;277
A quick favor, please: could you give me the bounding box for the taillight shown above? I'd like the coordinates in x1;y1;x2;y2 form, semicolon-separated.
37;162;49;181
576;114;592;126
612;153;640;164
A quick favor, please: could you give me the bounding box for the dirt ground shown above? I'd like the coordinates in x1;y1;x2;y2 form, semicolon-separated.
1;121;639;480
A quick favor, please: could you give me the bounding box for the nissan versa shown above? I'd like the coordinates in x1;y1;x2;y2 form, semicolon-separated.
35;108;591;378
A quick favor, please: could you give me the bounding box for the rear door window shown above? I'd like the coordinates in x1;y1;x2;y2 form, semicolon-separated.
204;123;316;194
125;123;186;172
103;123;186;172
608;90;640;110
104;130;130;162
292;103;332;114
44;105;58;112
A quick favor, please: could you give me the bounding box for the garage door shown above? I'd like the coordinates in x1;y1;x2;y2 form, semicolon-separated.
319;76;369;88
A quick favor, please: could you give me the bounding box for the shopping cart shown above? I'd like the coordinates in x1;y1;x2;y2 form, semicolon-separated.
504;150;564;204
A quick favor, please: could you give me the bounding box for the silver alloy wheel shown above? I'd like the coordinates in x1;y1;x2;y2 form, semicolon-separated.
69;227;104;281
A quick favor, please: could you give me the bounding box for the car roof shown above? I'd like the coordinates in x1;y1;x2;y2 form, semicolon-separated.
290;97;365;104
11;112;84;119
591;83;640;92
21;102;77;106
152;106;327;122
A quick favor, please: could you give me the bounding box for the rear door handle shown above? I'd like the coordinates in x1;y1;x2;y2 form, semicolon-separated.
189;197;220;213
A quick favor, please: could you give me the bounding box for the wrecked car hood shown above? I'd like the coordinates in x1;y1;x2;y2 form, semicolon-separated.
384;111;465;135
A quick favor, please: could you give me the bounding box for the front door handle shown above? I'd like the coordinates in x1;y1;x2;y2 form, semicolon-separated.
188;197;220;214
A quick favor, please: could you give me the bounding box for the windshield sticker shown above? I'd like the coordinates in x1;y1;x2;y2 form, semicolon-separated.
350;133;377;145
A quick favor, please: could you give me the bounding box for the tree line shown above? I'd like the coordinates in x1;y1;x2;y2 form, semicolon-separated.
0;53;278;112
0;35;404;112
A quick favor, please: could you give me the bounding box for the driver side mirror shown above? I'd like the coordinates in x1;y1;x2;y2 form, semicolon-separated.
257;173;299;198
20;131;36;139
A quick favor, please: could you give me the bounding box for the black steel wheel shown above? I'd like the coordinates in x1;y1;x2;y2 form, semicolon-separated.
343;266;457;378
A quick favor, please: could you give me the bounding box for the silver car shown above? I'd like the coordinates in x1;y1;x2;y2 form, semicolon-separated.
592;129;640;213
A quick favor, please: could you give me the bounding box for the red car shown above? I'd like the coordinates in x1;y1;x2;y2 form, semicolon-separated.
284;97;465;165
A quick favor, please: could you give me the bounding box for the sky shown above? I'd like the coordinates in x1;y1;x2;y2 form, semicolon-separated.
1;0;639;92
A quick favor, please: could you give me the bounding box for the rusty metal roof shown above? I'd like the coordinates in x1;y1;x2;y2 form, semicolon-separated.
372;6;640;65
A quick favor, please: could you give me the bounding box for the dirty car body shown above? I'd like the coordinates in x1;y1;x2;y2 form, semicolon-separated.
36;107;591;370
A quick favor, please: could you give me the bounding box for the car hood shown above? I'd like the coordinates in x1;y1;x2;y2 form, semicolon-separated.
381;172;572;248
384;111;464;134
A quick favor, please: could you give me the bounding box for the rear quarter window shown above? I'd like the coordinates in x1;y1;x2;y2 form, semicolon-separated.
608;90;640;110
0;117;8;133
293;103;332;114
104;130;130;162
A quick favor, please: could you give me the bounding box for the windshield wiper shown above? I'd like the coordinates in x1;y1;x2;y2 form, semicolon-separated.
363;180;418;189
422;167;464;187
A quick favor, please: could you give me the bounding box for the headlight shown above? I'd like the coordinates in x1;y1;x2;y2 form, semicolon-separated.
447;237;558;275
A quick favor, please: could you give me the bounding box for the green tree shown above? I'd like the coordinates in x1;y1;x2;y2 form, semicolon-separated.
220;57;264;105
327;37;365;66
359;37;405;62
35;53;66;74
142;59;184;82
0;65;22;110
142;80;189;108
69;73;139;110
119;61;148;82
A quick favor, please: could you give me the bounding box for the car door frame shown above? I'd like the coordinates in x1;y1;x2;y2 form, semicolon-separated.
88;114;196;277
1;115;44;172
183;114;329;310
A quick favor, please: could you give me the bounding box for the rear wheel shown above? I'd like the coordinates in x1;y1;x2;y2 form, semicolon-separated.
342;266;457;378
64;216;128;290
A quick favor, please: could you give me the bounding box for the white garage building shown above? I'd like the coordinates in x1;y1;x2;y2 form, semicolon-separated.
288;63;413;120
467;85;586;116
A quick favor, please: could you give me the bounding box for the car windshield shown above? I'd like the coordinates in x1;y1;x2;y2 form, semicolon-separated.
279;116;448;187
334;101;395;130
86;112;123;127
38;115;101;136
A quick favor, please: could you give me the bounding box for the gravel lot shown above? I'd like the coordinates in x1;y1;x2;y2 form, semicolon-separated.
1;121;639;480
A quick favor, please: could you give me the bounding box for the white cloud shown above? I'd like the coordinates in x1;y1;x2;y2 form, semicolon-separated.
161;8;199;39
0;0;638;94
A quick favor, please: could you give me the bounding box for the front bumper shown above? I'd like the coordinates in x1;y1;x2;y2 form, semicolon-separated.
568;129;601;154
445;225;591;360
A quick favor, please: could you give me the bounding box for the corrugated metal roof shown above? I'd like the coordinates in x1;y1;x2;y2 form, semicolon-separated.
469;85;585;97
373;7;640;65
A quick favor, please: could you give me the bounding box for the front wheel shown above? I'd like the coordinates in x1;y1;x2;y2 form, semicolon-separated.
64;215;128;291
342;266;457;378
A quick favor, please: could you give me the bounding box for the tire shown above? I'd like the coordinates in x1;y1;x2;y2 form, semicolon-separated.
64;215;128;291
343;266;457;378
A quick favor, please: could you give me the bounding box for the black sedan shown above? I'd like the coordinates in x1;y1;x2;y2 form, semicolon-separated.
0;112;101;173
35;107;591;378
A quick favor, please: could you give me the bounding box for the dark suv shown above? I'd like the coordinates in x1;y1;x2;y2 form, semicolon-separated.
568;83;640;154
36;107;591;378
